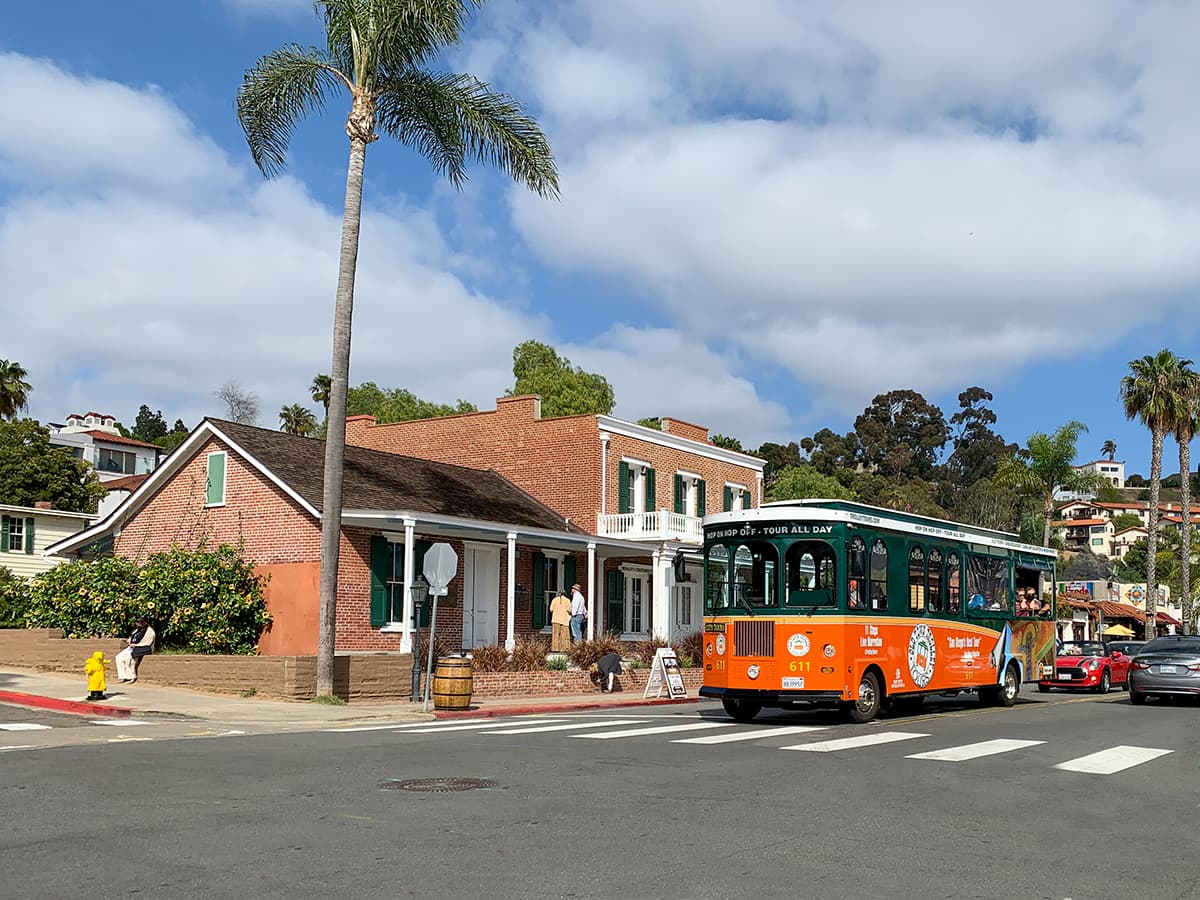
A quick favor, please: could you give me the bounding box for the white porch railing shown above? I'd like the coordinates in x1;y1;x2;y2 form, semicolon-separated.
596;509;703;544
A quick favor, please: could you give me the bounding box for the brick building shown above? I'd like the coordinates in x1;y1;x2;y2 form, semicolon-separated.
345;395;766;642
46;420;648;656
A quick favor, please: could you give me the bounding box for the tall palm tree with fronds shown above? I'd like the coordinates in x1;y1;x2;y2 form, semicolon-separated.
1121;350;1196;637
995;421;1108;548
0;359;33;420
310;374;332;420
238;0;558;697
280;404;319;437
1100;439;1117;462
1172;375;1200;634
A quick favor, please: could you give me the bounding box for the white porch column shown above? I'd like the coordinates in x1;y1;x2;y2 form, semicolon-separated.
586;541;597;640
755;472;764;507
651;547;672;641
505;531;517;652
399;518;416;653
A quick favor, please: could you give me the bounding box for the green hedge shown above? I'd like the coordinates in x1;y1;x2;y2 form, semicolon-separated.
25;545;271;654
0;566;30;628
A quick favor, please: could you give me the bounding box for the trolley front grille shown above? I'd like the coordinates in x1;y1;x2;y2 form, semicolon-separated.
734;620;774;658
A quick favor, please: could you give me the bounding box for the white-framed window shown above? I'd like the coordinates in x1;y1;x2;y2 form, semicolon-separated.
674;584;693;629
620;457;653;514
4;516;27;552
98;447;137;475
724;482;750;512
676;470;702;517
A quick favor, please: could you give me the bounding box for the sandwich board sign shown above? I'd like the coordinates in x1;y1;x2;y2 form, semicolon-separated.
643;647;688;700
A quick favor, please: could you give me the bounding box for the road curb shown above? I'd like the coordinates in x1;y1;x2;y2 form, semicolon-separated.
432;696;698;719
0;690;133;719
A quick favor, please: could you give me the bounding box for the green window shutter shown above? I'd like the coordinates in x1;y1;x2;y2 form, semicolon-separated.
369;535;389;627
416;540;433;626
564;556;577;591
673;474;684;514
723;486;733;512
742;489;751;509
206;452;226;505
0;515;9;552
617;462;631;514
24;517;34;554
697;481;706;517
606;569;624;635
644;468;656;511
531;551;546;629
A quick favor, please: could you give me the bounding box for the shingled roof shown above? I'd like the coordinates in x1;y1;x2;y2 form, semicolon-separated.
211;419;581;534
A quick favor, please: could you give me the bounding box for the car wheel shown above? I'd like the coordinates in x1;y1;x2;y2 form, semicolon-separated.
1129;688;1147;706
1037;683;1050;693
1096;670;1111;694
843;671;882;724
721;697;762;722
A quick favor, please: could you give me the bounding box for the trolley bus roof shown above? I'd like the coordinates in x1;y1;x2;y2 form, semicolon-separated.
704;498;1056;560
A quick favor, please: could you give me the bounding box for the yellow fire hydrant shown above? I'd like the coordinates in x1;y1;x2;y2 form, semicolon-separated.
85;651;109;701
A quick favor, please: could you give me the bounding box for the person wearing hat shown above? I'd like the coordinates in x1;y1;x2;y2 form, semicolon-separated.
549;589;572;652
569;582;588;643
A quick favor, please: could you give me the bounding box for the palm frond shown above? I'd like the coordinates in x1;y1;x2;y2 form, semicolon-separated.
375;69;559;197
237;44;348;177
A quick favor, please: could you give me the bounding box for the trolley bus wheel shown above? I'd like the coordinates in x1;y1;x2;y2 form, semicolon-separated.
982;663;1020;708
843;671;882;724
721;697;762;722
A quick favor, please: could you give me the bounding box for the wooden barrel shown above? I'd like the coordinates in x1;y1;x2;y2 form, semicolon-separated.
432;656;473;710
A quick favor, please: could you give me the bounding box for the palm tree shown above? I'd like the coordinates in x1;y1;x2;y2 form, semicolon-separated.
995;421;1108;547
0;359;33;419
1100;439;1117;462
238;0;558;697
1121;350;1196;638
280;404;319;437
1172;377;1200;635
310;374;332;420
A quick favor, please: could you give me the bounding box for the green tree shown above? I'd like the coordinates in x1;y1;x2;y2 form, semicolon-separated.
994;421;1107;547
1059;550;1113;581
279;404;319;436
798;429;858;480
942;387;1015;514
757;441;804;492
0;360;32;420
0;419;106;513
508;340;613;418
853;389;948;481
1100;439;1117;461
954;476;1028;534
710;434;744;452
1111;512;1144;532
346;382;475;423
1121;350;1197;634
310;374;332;419
237;0;557;697
636;417;662;431
767;465;854;503
132;405;169;442
156;419;190;454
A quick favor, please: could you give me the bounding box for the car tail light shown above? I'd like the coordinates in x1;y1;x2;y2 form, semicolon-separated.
1188;663;1200;673
1131;660;1151;670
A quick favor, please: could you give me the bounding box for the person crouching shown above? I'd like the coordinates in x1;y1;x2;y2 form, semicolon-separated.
596;652;624;693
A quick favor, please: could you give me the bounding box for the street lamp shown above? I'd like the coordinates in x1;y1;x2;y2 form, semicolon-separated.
409;576;429;702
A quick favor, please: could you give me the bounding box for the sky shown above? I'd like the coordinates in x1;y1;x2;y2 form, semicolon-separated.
3;0;1200;478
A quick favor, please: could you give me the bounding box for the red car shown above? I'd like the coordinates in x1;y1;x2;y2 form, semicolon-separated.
1038;640;1133;693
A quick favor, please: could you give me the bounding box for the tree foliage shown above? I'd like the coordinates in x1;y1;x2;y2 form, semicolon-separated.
0;565;30;628
1059;550;1113;582
0;360;33;420
509;340;614;418
279;404;319;436
0;419;106;513
132;405;169;442
1111;513;1144;532
757;441;804;491
346;382;476;424
767;465;854;503
854;389;949;481
710;434;744;452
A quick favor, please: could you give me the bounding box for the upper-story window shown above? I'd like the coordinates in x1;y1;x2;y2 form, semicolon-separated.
673;471;707;518
619;459;656;514
98;448;137;475
723;483;751;512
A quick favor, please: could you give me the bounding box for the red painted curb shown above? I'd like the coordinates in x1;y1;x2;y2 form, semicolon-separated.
0;690;133;719
432;696;698;720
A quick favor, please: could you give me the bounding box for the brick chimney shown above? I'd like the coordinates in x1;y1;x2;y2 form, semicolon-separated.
496;395;542;421
34;500;52;509
661;417;709;443
345;414;377;445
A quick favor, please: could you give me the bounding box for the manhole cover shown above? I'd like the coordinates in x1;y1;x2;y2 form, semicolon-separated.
378;777;497;793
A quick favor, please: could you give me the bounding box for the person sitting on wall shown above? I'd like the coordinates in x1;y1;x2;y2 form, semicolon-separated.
115;618;156;684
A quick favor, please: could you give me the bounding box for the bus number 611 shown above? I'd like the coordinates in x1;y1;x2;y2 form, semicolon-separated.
789;660;811;673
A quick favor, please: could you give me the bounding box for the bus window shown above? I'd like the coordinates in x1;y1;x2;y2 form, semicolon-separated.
705;544;729;611
928;548;944;613
908;546;926;613
847;536;866;609
869;539;888;611
947;552;961;615
733;541;778;608
966;555;1009;614
784;541;836;606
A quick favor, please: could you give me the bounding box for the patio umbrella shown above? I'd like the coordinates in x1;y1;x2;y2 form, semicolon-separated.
1103;624;1135;636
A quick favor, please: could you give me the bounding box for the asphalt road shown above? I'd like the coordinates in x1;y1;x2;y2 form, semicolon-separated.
3;689;1198;900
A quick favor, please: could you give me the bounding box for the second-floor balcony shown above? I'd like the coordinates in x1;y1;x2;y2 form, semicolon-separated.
596;509;703;544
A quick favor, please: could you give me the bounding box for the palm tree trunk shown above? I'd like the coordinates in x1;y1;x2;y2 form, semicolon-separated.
1181;437;1193;635
1042;492;1053;548
315;136;368;697
1146;428;1164;638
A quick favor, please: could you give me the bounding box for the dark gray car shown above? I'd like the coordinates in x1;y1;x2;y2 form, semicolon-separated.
1128;636;1200;704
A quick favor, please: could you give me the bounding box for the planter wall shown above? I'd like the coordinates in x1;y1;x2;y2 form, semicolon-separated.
471;667;704;698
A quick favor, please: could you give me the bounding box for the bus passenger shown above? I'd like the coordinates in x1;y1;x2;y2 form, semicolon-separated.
968;593;986;611
1016;597;1029;616
848;579;864;609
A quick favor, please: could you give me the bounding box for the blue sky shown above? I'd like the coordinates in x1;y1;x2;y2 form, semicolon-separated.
3;0;1200;479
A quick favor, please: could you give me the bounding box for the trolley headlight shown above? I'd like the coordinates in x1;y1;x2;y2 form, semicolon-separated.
715;635;726;656
747;665;760;680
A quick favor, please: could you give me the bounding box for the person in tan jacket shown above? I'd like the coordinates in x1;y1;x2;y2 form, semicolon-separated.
549;591;572;652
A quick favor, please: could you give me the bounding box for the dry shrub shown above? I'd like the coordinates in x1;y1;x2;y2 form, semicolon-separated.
508;636;550;671
673;630;704;668
633;637;669;666
566;635;626;670
469;644;509;673
415;634;457;671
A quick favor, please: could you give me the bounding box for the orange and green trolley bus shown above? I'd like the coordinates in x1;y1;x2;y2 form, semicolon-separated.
699;499;1057;723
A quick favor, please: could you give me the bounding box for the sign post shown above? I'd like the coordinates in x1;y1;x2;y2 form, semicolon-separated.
421;543;458;712
643;647;688;700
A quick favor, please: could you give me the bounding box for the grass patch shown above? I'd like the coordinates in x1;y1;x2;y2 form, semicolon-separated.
310;693;348;705
240;687;257;698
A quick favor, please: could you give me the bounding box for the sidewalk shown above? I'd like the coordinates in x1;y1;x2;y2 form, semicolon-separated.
0;667;697;730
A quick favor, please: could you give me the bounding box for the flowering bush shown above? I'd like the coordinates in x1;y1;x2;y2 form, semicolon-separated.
0;566;31;628
25;545;270;654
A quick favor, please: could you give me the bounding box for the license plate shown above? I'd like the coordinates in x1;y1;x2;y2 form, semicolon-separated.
1058;673;1071;680
1159;665;1178;674
782;677;805;689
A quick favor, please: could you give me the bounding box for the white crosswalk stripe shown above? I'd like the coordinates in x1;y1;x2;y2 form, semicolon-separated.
90;719;151;727
486;719;649;735
906;739;1045;761
671;725;829;745
781;731;930;753
1054;745;1173;775
392;719;572;735
574;722;733;740
0;723;52;732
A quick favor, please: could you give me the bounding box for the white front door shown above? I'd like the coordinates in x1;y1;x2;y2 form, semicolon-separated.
462;544;500;649
625;569;648;636
672;584;696;642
